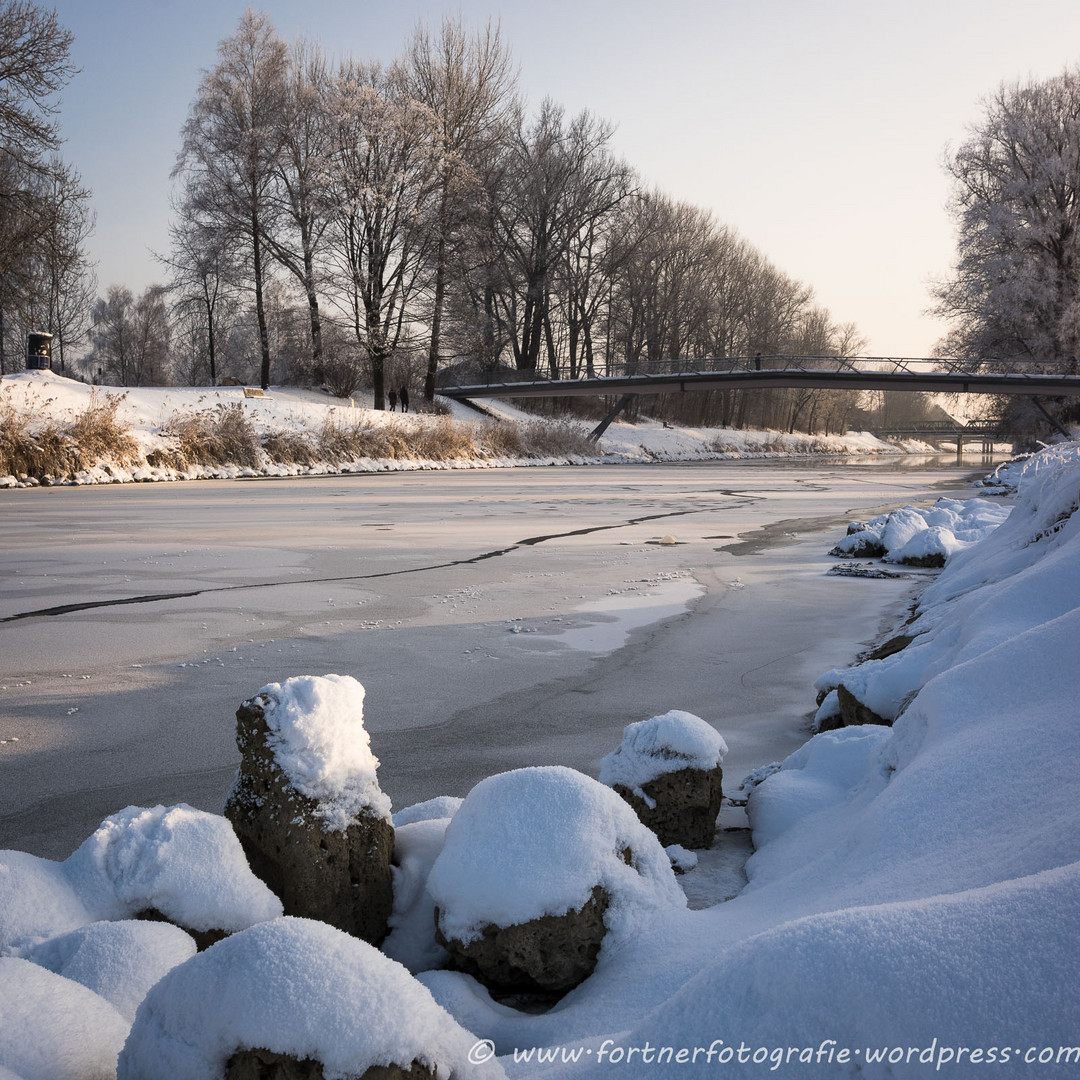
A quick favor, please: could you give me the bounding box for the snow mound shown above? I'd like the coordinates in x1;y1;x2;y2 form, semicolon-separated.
63;804;282;932
0;851;95;956
746;725;893;852
598;710;727;800
830;496;1009;564
393;795;464;828
383;817;453;974
426;766;685;947
0;957;130;1080
24;920;196;1021
600;863;1080;1080
117;916;506;1079
817;441;1080;724
244;673;391;828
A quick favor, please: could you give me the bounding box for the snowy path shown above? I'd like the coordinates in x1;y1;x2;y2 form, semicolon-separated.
0;458;980;859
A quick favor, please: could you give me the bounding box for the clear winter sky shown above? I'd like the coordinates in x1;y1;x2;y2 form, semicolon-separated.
44;0;1080;357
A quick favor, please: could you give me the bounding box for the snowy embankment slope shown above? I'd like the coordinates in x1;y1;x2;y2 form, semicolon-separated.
500;441;1079;1077
0;370;925;487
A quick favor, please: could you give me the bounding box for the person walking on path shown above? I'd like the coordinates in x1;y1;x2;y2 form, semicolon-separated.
399;385;410;413
388;389;397;411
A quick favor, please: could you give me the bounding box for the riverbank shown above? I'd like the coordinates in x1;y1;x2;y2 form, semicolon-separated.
1;370;935;488
3;446;1076;1077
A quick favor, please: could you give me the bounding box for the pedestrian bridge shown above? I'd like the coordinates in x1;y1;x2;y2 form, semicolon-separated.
438;354;1080;401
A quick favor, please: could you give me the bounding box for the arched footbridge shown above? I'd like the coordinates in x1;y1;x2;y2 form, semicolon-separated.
438;355;1080;441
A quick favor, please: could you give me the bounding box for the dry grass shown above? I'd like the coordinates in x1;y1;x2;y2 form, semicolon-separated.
0;390;138;480
411;415;476;460
262;429;321;466
153;403;263;470
67;393;139;466
475;420;526;458
517;418;595;458
1;387;599;484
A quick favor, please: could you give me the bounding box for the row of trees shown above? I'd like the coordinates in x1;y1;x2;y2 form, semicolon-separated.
156;10;864;415
7;2;1078;440
0;0;94;375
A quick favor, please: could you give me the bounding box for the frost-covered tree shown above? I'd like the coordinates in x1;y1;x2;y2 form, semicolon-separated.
175;11;288;390
403;15;517;400
935;69;1080;367
324;59;440;408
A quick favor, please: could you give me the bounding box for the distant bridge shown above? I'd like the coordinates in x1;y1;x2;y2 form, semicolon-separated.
438;355;1080;441
876;418;1005;458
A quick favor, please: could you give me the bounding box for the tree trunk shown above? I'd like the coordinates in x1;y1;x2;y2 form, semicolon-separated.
252;213;272;390
425;230;447;401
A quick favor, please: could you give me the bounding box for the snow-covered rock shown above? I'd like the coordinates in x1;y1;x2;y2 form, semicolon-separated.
224;674;395;943
0;851;95;956
599;710;728;848
427;766;685;994
63;804;282;940
829;496;1010;566
24;920;196;1021
116;916;506;1080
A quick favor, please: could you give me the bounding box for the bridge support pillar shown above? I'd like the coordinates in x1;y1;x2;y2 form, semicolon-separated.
589;394;635;443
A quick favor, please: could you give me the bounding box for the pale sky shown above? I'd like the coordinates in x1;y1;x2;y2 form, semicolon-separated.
44;0;1080;357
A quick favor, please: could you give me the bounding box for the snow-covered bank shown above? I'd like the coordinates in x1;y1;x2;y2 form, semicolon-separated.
0;442;1077;1076
1;370;928;488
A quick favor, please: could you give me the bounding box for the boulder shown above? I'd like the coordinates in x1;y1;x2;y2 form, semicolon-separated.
224;678;394;945
427;767;685;1000
118;918;503;1080
836;683;891;727
611;764;724;849
436;885;609;996
224;1048;435;1080
599;711;728;849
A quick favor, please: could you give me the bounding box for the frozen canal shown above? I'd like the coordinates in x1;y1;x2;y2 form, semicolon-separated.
0;457;987;859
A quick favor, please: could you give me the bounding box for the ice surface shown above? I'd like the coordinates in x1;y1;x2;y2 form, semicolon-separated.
117;916;506;1080
244;673;392;828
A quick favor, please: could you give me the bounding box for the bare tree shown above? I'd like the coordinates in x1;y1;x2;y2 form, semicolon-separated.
262;38;334;373
88;284;170;386
0;0;75;162
0;1;91;372
324;59;439;406
162;196;238;385
175;10;288;390
403;15;517;399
